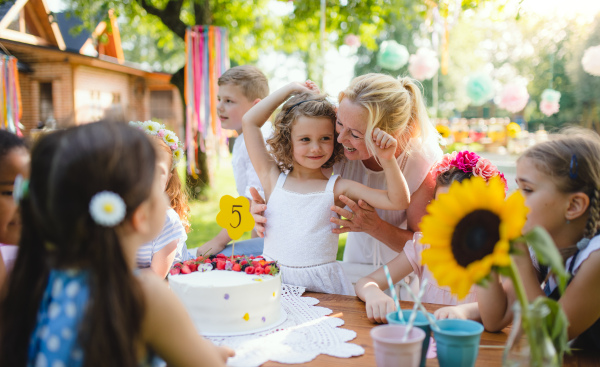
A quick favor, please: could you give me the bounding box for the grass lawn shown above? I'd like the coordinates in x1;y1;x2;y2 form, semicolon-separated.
184;155;347;260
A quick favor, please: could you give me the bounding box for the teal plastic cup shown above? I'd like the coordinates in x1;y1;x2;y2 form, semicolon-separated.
386;310;433;367
370;324;426;367
433;319;484;367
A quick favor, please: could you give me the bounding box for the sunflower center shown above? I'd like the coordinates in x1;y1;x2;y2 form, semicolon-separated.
451;209;500;268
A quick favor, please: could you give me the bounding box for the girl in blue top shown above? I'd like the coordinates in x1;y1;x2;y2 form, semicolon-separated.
0;121;233;366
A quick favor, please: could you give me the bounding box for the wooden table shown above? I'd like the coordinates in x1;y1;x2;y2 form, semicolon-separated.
263;292;600;367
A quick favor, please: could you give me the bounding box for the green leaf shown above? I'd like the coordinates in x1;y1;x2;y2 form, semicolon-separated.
530;297;571;362
523;226;570;294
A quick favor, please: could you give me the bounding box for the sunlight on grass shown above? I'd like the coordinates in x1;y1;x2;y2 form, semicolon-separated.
185;154;348;260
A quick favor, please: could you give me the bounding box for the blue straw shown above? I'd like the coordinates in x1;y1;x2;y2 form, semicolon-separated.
400;279;441;333
383;265;405;323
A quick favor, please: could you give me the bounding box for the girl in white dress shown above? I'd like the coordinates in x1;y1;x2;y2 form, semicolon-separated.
243;81;411;295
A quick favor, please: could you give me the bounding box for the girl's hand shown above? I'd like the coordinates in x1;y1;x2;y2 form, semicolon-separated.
305;79;321;93
365;292;397;323
434;306;468;320
287;81;317;95
217;346;235;361
249;187;268;238
372;127;398;161
330;195;380;235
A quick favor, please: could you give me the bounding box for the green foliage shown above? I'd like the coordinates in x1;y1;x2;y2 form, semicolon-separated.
530;297;570;364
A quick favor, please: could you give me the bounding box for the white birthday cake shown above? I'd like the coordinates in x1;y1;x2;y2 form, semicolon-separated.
168;255;283;335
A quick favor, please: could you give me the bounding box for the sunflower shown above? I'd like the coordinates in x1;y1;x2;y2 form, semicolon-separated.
420;176;528;299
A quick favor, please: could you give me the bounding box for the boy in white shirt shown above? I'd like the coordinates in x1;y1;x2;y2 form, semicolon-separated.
196;65;269;256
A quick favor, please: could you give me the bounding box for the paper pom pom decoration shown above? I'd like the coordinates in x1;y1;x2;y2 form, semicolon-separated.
498;84;529;113
408;48;440;81
376;40;409;70
507;122;521;139
582;45;600;76
466;74;495;106
344;34;361;48
539;88;561;117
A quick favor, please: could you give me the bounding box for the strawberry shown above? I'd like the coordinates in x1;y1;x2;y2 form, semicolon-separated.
180;265;191;274
249;256;255;260
204;259;212;263
169;267;181;275
232;263;241;272
264;265;271;274
252;261;261;268
196;256;204;262
188;263;198;272
216;253;227;259
255;267;264;275
240;260;248;266
245;266;255;274
173;263;183;268
216;261;226;270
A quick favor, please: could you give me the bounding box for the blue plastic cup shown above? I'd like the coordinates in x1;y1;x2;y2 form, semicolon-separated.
433;319;484;367
387;310;433;367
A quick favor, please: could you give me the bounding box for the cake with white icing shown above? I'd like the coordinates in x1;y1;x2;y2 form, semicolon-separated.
168;255;283;335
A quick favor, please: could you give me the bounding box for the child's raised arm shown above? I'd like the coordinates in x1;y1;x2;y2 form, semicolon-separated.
243;82;315;198
355;252;413;323
335;128;410;210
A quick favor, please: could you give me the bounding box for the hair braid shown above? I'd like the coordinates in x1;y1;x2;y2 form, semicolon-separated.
585;188;600;239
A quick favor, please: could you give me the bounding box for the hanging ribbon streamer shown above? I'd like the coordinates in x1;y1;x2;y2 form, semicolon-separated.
0;55;22;136
184;26;229;179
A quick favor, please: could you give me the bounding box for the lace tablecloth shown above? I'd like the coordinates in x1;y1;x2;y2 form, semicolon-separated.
207;284;365;366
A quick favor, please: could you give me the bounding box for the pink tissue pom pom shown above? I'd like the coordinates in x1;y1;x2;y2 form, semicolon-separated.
582;45;600;77
498;84;529;113
344;34;361;47
540;101;560;117
170;144;178;150
157;129;166;137
408;48;439;81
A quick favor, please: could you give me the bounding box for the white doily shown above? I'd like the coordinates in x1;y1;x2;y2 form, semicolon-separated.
207;284;365;366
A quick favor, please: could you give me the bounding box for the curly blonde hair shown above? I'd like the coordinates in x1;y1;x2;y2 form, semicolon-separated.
267;92;343;172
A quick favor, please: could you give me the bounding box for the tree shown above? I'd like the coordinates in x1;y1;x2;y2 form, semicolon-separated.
64;0;279;195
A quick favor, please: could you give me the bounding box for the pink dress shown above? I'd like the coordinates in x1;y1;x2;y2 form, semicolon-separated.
403;233;477;305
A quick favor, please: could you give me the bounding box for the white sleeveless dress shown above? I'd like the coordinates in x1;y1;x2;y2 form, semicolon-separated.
336;136;442;267
262;173;355;296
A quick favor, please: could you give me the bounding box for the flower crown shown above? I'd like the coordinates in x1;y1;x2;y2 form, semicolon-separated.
129;121;184;169
432;150;508;191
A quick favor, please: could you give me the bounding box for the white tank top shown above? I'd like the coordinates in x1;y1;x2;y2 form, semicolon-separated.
262;173;340;267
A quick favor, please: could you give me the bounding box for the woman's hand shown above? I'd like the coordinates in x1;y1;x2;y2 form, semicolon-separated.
217;345;235;361
330;195;381;235
372;127;398;161
365;292;397;324
249;187;267;238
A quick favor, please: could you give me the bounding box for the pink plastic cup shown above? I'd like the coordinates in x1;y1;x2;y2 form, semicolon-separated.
370;324;426;367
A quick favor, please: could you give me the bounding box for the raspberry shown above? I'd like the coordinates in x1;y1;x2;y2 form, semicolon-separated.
255;267;264;275
245;266;255;274
240;260;248;266
204;259;212;263
217;261;226;270
216;253;227;259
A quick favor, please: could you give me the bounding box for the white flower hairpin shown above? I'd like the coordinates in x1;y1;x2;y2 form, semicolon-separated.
129;120;184;169
89;191;126;227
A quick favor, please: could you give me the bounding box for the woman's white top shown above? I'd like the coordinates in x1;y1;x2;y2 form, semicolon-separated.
262;173;355;295
335;136;442;267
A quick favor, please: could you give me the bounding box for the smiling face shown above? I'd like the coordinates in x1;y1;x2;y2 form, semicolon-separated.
336;98;372;161
516;157;573;237
217;83;257;133
0;147;30;244
291;116;335;170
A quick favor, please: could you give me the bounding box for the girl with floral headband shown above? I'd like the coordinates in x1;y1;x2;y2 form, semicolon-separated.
355;150;507;323
0;121;233;366
129;121;193;278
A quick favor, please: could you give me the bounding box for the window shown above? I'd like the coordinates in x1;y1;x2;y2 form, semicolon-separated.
39;82;54;123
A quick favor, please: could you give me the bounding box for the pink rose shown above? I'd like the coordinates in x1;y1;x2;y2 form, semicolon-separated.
157;129;166;138
432;151;458;177
170;144;178;150
454;151;480;172
473;158;497;181
499;172;508;193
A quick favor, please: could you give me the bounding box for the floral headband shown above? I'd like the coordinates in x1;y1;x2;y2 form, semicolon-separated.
129;121;184;169
432;150;508;191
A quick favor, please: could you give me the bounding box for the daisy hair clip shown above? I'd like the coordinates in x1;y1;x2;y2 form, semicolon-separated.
128;121;184;169
89;191;127;227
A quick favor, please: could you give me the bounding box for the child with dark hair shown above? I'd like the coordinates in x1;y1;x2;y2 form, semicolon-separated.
0;130;29;283
0;121;233;366
244;81;411;295
355;151;507;323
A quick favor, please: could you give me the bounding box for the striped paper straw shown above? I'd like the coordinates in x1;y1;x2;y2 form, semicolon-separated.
383;265;405;323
